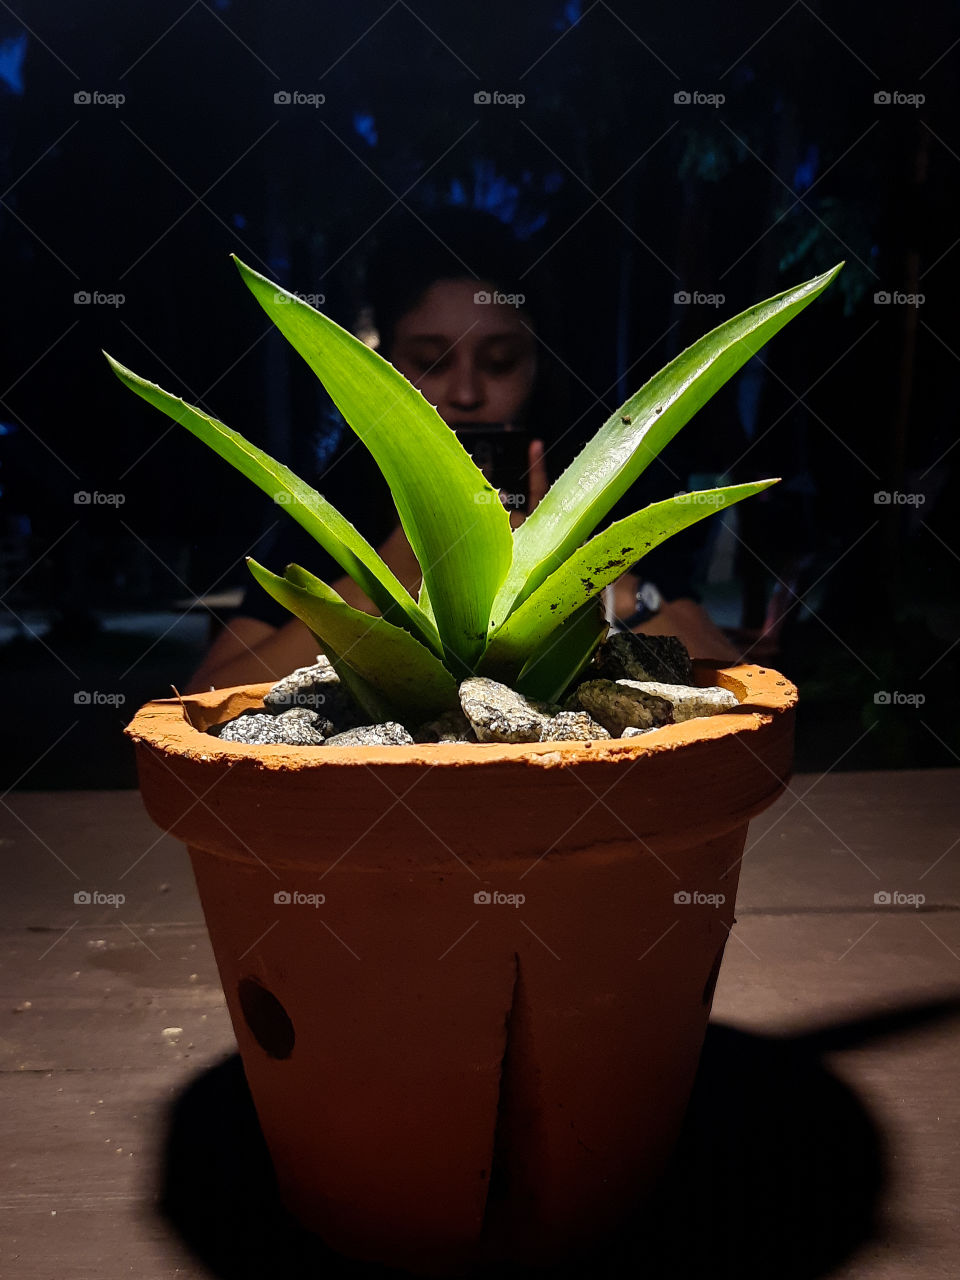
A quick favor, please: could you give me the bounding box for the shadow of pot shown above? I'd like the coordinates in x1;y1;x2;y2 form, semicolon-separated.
128;661;796;1274
158;1011;895;1280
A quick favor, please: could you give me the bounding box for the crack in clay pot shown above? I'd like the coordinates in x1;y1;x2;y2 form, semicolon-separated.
480;950;541;1262
483;953;521;1219
702;939;728;1010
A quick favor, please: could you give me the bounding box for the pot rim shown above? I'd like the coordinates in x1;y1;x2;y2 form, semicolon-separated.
125;661;796;773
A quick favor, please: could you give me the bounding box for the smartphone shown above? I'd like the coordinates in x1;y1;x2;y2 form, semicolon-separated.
454;423;530;512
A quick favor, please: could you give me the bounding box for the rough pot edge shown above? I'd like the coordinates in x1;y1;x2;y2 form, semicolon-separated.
125;661;797;772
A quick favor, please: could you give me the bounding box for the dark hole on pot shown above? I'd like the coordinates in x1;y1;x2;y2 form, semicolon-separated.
702;942;726;1008
238;977;295;1060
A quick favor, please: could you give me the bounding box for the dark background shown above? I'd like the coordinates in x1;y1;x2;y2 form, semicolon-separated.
1;0;958;786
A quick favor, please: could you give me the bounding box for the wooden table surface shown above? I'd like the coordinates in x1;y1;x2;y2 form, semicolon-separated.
2;770;959;1278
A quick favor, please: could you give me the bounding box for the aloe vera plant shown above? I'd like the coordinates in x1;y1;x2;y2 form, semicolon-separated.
106;257;841;722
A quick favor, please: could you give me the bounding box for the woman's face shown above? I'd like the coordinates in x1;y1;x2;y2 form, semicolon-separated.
388;278;538;426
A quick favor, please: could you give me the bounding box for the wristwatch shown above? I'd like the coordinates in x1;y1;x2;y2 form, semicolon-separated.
618;579;663;630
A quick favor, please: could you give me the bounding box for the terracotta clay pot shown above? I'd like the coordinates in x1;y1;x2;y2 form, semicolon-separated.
126;661;796;1275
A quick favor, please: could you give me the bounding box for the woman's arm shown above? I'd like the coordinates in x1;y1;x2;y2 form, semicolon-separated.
634;598;740;663
187;521;428;692
186;615;319;693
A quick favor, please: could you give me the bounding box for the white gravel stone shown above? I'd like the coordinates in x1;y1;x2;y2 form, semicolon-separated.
324;722;414;747
211;709;327;745
618;679;739;721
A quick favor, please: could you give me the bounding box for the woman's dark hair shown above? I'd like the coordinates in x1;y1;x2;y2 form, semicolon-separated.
365;209;535;354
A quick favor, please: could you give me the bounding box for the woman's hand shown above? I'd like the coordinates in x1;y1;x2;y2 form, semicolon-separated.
527;437;549;510
509;437;548;528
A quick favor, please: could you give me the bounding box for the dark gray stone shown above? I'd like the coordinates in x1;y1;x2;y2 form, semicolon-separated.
459;677;559;744
276;707;335;737
572;679;675;737
324;722;415;748
413;708;478;744
592;632;695;686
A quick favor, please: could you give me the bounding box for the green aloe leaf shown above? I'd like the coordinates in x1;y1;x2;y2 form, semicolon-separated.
105;355;442;658
493;263;843;623
481;481;776;682
247;559;458;724
514;597;609;704
417;577;437;628
233;257;514;675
